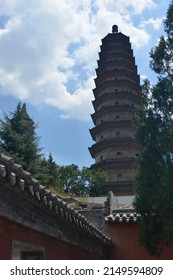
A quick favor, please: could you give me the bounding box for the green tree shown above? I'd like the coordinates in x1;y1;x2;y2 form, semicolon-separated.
57;164;105;196
40;153;59;188
150;1;173;79
72;167;105;196
0;102;42;176
58;164;79;193
134;1;173;256
134;80;173;255
87;168;106;196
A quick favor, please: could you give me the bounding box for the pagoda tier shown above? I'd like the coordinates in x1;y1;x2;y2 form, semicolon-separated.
91;158;138;195
91;104;136;124
94;69;140;86
90;120;135;141
89;25;141;195
96;60;138;77
101;181;135;195
89;137;139;160
93;80;140;96
92;91;140;111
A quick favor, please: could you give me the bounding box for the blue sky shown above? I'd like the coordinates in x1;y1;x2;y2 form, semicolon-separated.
0;0;170;168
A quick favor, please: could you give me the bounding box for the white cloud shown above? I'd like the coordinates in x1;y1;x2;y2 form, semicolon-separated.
140;17;163;30
0;0;162;120
94;0;157;15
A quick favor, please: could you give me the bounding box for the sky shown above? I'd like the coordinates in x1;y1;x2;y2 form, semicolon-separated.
0;0;170;168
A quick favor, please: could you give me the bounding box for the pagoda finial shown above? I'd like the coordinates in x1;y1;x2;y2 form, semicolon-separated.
112;25;118;33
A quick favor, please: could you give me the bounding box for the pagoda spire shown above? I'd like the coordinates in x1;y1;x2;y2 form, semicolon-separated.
112;24;118;33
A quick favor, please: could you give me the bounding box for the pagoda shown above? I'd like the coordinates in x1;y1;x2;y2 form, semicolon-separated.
89;25;141;195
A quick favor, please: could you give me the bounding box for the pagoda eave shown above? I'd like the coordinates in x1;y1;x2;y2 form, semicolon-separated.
91;105;136;122
92;91;141;104
90;120;135;140
93;80;140;94
89;137;139;157
94;69;140;85
101;32;130;44
90;158;138;169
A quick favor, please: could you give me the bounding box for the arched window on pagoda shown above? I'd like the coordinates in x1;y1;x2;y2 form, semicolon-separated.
100;155;103;161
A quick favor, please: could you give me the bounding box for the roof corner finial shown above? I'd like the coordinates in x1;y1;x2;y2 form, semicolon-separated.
112;25;118;33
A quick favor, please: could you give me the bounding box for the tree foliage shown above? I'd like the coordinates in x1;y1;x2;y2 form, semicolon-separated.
134;1;173;256
57;164;105;196
0;102;41;175
40;153;60;188
150;1;173;79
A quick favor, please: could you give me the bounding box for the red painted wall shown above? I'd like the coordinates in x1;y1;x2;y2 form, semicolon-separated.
0;215;102;260
4;214;173;260
105;222;173;260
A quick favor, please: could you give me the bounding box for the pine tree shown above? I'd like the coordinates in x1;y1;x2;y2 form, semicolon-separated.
0;102;42;175
134;1;173;256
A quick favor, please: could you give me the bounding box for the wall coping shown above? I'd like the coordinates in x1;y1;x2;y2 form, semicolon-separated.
0;153;111;245
105;212;140;223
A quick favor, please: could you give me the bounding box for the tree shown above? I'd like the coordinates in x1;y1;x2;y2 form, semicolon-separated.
58;164;79;193
87;168;106;196
40;153;59;188
57;164;105;196
150;1;173;80
134;1;173;256
134;79;173;255
71;167;105;196
0;102;42;175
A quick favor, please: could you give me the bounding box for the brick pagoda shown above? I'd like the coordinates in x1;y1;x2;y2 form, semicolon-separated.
89;25;141;195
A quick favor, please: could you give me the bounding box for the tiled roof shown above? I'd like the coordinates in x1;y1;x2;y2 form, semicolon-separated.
105;213;140;223
0;153;111;245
